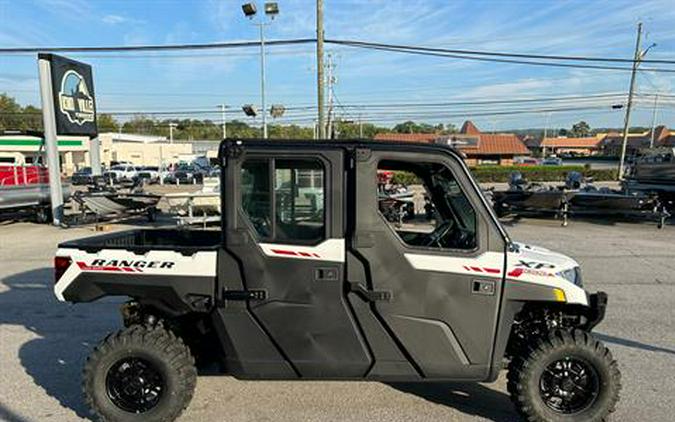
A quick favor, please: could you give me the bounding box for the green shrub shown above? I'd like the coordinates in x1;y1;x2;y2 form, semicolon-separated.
387;166;618;185
470;165;617;183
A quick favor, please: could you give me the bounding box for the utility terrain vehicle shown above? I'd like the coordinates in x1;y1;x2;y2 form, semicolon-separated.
54;140;621;421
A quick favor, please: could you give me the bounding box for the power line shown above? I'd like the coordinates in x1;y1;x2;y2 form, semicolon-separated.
327;40;675;73
0;38;316;54
4;36;675;66
326;39;675;65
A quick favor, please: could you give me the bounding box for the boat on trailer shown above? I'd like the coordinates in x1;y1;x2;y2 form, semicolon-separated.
0;165;71;222
492;172;670;227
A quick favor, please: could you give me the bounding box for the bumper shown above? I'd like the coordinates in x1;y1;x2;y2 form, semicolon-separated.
584;291;608;330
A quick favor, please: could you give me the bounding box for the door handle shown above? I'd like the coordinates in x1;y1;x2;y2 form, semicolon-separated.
349;282;392;302
314;267;339;282
472;280;496;296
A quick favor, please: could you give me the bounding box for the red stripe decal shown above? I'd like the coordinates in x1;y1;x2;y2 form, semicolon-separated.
298;252;312;257
483;268;501;274
470;266;483;272
271;249;298;256
507;268;524;278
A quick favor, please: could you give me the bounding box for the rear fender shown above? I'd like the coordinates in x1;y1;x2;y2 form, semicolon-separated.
54;247;217;316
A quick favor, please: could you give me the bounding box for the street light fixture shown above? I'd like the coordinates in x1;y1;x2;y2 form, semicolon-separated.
241;2;279;139
270;104;285;118
242;104;258;117
241;3;257;17
264;2;279;17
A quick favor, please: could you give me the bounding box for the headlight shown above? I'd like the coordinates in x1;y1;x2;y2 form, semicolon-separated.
559;267;583;287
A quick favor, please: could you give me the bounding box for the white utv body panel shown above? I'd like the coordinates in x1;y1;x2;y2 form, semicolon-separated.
54;247;217;302
405;241;588;306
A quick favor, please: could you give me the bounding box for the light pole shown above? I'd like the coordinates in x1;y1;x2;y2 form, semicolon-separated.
169;122;177;144
218;104;227;139
242;2;279;139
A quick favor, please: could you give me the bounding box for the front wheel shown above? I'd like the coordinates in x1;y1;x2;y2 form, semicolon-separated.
83;325;197;422
508;329;621;422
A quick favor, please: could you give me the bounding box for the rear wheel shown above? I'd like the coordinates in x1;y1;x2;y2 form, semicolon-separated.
508;329;621;422
83;325;197;422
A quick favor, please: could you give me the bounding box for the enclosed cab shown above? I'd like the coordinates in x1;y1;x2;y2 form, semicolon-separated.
54;140;620;422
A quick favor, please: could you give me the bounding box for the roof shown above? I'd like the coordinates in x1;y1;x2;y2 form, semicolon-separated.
375;128;530;156
541;137;603;148
460;120;481;135
219;139;465;161
372;133;439;143
99;132;168;143
471;133;531;155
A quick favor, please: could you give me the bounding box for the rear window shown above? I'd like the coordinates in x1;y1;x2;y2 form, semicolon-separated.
241;158;325;244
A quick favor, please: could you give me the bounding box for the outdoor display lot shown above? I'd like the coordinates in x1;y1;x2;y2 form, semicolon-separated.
0;218;673;421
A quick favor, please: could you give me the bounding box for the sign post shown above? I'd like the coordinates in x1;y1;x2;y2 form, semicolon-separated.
37;53;98;226
37;57;64;225
90;137;102;176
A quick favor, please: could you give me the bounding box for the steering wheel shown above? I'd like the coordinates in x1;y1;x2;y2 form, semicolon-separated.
424;220;454;248
453;228;475;249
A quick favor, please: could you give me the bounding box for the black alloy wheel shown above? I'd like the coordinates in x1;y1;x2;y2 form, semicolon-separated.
105;357;164;413
539;356;600;414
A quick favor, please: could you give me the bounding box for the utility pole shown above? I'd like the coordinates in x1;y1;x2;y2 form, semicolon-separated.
618;22;643;180
259;23;268;139
326;53;335;139
359;111;364;138
218;104;227;139
649;94;659;148
316;0;325;139
542;112;551;157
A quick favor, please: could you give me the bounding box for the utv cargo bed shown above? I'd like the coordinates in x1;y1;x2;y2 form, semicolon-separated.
56;229;221;313
59;229;221;254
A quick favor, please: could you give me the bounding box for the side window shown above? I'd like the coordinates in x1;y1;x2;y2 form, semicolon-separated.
241;160;272;238
241;158;325;244
377;160;477;250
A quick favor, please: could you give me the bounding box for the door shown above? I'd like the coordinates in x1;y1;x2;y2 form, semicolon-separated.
221;147;371;378
349;148;507;379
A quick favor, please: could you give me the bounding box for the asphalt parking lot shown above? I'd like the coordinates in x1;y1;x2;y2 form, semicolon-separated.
0;218;674;422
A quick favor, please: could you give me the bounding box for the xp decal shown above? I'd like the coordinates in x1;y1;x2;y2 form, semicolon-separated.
514;260;556;269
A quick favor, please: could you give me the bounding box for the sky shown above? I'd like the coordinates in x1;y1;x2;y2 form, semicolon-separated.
1;0;675;132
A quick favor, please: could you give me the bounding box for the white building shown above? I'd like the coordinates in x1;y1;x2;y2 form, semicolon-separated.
0;132;194;175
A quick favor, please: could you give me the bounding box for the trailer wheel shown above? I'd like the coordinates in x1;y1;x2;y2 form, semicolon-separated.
34;206;51;224
83;325;197;422
508;329;621;422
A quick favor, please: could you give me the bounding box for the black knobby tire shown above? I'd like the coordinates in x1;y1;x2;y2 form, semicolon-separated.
83;325;197;422
507;329;621;422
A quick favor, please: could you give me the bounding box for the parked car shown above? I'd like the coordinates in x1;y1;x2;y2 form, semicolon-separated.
542;157;563;166
103;165;138;183
70;167;94;185
164;164;205;184
135;166;161;184
515;157;540;166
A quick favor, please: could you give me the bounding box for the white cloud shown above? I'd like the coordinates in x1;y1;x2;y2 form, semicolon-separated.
102;14;145;26
102;14;126;25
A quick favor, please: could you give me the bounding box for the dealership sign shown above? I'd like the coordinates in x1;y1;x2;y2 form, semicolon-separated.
38;53;98;137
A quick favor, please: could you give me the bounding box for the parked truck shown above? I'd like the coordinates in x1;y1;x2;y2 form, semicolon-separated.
54;140;620;422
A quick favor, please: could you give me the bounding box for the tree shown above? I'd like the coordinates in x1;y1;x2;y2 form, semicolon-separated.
0;93;42;132
97;114;119;132
570;121;591;137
